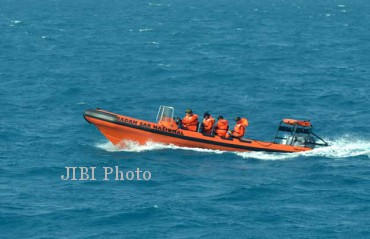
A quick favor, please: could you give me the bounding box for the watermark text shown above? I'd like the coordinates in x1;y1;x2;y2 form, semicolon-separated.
61;166;151;181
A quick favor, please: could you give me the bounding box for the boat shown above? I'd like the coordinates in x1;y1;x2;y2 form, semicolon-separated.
84;106;329;153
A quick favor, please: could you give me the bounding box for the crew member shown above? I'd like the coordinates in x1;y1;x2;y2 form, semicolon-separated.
202;112;215;134
230;117;248;138
214;116;229;137
182;109;199;132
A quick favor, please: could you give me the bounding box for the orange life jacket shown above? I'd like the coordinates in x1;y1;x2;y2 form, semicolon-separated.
202;116;215;134
215;119;229;137
240;118;248;127
182;114;199;132
232;118;248;138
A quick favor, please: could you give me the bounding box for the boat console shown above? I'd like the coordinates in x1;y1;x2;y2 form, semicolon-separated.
273;119;329;148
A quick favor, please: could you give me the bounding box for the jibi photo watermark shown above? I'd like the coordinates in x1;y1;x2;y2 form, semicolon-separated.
61;166;152;181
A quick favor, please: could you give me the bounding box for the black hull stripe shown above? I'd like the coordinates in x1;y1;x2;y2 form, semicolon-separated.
84;110;292;153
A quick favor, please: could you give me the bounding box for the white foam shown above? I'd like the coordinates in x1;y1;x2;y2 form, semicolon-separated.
139;28;153;32
96;140;167;152
149;3;162;6
95;136;370;160
11;20;21;24
237;136;370;160
157;63;171;67
235;151;299;160
338;4;346;8
302;136;370;158
95;140;225;154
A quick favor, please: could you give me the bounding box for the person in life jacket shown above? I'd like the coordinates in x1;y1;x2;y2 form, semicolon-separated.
230;117;248;138
214;115;229;137
181;109;199;132
201;112;215;134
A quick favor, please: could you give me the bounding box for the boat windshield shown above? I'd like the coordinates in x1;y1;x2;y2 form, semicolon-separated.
156;106;177;128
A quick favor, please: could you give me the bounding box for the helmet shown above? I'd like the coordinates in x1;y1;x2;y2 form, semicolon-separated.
235;117;241;121
185;109;193;114
204;112;210;117
218;115;224;119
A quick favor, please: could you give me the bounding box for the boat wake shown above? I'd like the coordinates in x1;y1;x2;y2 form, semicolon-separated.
95;135;370;160
237;136;370;160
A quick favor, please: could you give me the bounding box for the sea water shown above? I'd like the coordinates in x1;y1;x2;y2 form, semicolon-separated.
1;0;369;238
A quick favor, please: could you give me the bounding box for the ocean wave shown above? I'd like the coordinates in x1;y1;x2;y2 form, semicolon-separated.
139;28;153;32
10;20;22;24
95;135;369;160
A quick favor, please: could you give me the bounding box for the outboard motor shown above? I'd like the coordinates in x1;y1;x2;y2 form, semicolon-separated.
286;134;316;148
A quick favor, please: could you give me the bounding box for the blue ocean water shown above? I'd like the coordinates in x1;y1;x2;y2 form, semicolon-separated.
1;0;370;238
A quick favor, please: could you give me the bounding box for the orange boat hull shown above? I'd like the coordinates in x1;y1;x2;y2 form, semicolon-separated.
84;109;312;153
